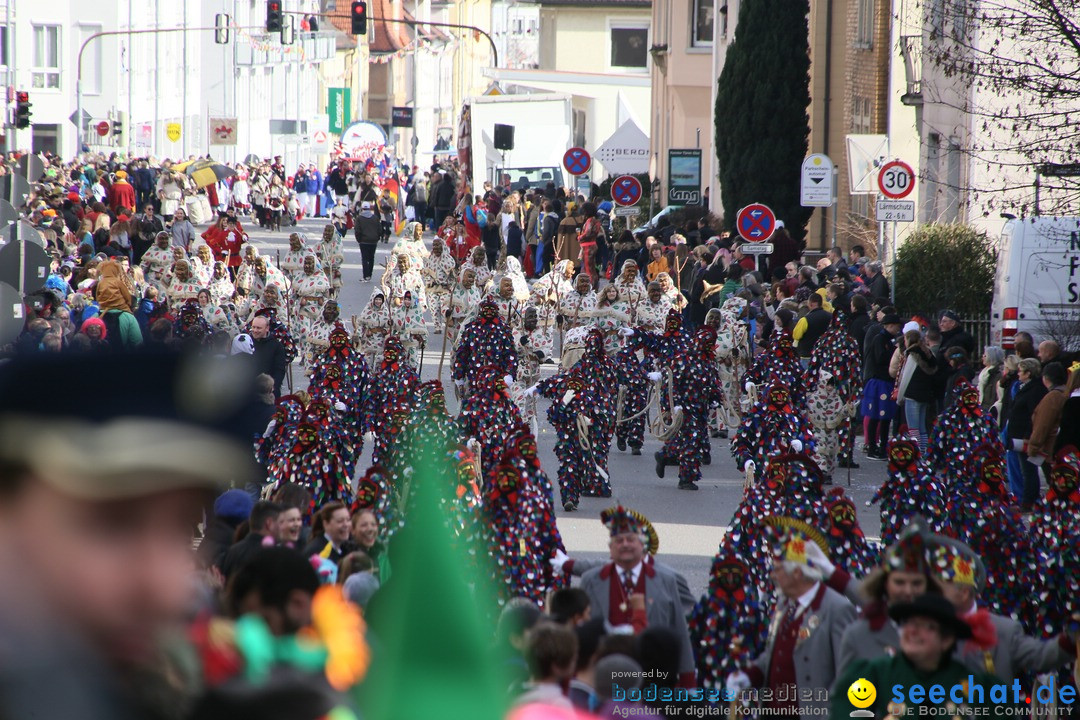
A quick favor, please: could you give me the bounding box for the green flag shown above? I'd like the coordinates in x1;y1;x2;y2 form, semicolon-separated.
357;463;508;720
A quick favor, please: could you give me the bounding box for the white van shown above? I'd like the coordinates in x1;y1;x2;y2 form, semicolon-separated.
990;216;1080;350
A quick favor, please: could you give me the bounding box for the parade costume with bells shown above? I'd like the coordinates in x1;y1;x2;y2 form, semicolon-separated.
870;438;950;545
614;343;650;455
687;542;768;690
362;336;420;470
451;298;518;391
654;326;725;490
732;383;814;481
457;366;524;479
535;370;604;511
802;312;863;476
927;380;1004;483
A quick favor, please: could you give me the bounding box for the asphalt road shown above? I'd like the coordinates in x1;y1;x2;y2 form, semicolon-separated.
247;216;890;600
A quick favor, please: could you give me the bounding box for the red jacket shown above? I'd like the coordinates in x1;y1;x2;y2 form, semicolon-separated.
201;224;246;266
109;181;136;213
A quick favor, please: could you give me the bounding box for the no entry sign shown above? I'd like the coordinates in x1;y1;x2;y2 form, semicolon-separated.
736;203;776;241
611;175;643;207
563;147;591;176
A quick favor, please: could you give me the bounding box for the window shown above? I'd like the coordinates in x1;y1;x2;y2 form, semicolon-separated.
692;0;713;47
32;24;60;89
79;25;103;95
855;0;874;48
610;26;648;70
573;109;586;149
0;27;8;67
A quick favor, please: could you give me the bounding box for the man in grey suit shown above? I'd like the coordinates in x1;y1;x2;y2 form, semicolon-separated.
577;506;697;687
935;538;1077;683
726;518;856;720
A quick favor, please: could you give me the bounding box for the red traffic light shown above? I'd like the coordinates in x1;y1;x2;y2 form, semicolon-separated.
351;0;368;34
269;1;280;9
15;91;27;103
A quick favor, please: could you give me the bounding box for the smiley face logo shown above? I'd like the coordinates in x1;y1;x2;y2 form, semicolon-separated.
848;678;877;710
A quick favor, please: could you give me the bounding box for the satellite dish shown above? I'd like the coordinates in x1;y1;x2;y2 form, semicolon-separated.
0;200;20;230
0;235;52;296
16;153;45;183
0;281;26;347
0;174;32;208
1;221;45;250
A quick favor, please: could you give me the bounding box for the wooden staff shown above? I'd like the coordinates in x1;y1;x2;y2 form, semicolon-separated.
438;269;460;381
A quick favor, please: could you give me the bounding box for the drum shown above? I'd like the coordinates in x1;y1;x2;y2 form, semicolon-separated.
560;341;585;370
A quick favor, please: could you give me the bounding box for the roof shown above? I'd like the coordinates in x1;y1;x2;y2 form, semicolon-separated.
403;9;451;43
371;0;412;53
530;0;651;6
322;0;412;53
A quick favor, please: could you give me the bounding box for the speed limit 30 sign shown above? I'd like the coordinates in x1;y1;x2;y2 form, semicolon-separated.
877;160;915;199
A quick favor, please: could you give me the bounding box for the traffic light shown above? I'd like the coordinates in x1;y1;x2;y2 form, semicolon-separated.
14;92;30;129
112;119;123;143
351;1;367;35
266;0;283;33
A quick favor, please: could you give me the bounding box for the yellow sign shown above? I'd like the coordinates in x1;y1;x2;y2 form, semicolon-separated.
166;123;182;143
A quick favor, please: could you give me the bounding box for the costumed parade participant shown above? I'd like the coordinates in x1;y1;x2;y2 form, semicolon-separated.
533;369;601;511
268;397;354;509
451;297;518;395
388;290;427;368
391;221;430;271
743;329;803;402
870;438;950;545
515;306;552;433
461;246;492;294
927;379;1004;485
362;335;420;470
822;487;879;578
580;283;630;355
140;231;173;282
308;319;369;444
234;244;260;296
732;382;814;482
356;288;391;367
802;313;862;479
614;341;650;457
208;261;235;306
281;232;309;284
166;258;202;308
710;298;751;431
292;254;330;339
383;252;427;312
446;267;481;345
422;236;456;334
688;541;768;691
318;223;345;298
458;366;524;478
250;255;289;299
635;280;672;335
653;326;725;491
612;258;647;306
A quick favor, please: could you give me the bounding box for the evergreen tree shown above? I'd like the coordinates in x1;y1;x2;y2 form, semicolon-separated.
715;0;812;243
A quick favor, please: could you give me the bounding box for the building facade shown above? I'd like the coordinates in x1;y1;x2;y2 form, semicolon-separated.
649;0;714;211
2;0;333;164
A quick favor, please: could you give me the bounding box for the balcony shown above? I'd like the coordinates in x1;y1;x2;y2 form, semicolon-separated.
900;34;923;106
236;32;337;67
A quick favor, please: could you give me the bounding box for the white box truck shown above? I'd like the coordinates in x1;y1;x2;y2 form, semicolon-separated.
990;216;1080;350
466;93;573;193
